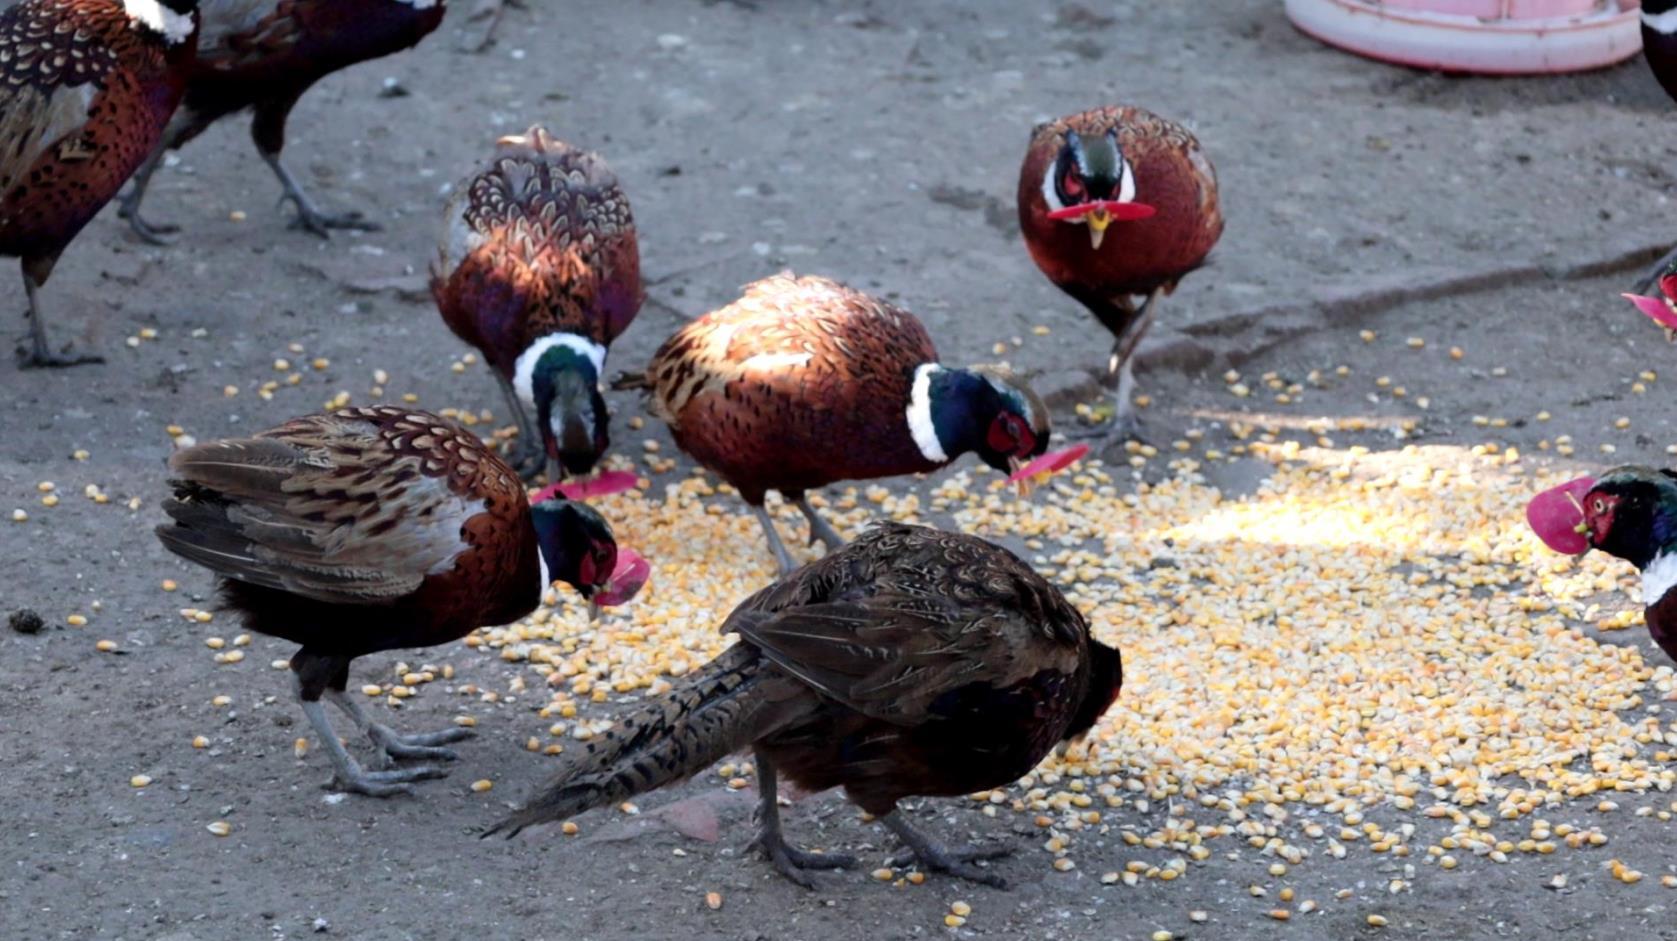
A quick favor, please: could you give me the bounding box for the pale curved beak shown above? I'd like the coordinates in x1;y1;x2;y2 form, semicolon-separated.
1086;207;1112;250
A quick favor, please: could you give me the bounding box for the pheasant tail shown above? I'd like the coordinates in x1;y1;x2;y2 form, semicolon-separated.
486;643;781;837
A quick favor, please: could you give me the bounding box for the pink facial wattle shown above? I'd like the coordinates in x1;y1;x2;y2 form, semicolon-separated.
530;469;639;504
1525;476;1597;555
1621;293;1677;331
595;548;650;607
1009;443;1092;483
1047;200;1157;223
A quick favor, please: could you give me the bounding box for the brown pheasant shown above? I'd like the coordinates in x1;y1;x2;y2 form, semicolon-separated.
433;126;642;483
0;0;199;367
118;0;447;242
625;273;1058;574
156;406;647;797
1018;105;1223;442
487;522;1123;888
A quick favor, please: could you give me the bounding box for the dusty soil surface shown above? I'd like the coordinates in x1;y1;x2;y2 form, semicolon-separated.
7;1;1677;939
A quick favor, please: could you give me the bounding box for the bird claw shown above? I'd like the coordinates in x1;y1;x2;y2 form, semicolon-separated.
505;441;548;484
16;343;104;369
117;200;180;245
370;724;473;762
1072;412;1147;451
747;833;857;889
889;842;1013;888
280;193;381;239
330;763;448;797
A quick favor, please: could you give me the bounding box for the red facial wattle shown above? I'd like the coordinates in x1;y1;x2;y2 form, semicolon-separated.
530;469;639;504
1525;476;1596;555
1008;443;1091;483
1660;273;1677;302
595;548;650;607
1622;292;1677;331
1047;201;1156;223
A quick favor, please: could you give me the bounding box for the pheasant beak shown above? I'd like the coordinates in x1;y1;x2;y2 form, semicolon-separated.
1086;207;1112;250
1046;200;1156;252
1009;456;1031;497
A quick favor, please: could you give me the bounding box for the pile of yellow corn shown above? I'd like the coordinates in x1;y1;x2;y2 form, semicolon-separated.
423;435;1675;884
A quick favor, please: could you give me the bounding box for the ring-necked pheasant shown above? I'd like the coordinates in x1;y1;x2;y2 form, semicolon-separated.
1018;105;1222;443
118;0;447;243
433;127;642;483
486;522;1124;889
156;406;648;797
0;0;200;367
620;273;1064;575
1528;467;1677;663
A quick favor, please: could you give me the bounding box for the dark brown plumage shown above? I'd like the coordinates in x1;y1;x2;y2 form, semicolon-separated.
1017;105;1222;441
156;405;643;796
119;0;447;242
0;0;199;367
628;273;1050;574
433;126;642;482
488;522;1124;888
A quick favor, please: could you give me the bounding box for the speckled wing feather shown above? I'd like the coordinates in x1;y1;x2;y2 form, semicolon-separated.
435;126;642;355
645;273;937;424
158;407;505;606
0;1;120;195
719;523;1088;722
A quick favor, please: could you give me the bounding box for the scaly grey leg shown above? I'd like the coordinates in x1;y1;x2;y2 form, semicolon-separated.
262;151;380;238
751;504;797;576
746;751;856;888
882;810;1012;888
324;688;472;764
792;494;846;550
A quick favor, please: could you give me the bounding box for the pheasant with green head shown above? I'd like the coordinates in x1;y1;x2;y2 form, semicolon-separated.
433;126;642;484
1527;466;1677;660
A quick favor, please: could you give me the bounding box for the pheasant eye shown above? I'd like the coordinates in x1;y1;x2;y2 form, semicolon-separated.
1061;168;1085;200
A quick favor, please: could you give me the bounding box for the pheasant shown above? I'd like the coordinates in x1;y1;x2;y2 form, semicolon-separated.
433;127;642;483
1528;467;1677;663
487;522;1124;889
0;0;200;367
156;406;648;797
1017;105;1223;442
622;273;1075;574
118;0;447;242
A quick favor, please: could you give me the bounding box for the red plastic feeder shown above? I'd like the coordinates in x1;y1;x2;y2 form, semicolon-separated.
1285;0;1643;75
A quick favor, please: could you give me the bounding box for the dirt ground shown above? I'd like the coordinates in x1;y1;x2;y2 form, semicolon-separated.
10;1;1677;939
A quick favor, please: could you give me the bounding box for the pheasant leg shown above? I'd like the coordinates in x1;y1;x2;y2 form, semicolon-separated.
262;151;380;238
751;504;797;576
747;753;856;888
882;811;1012;888
792;494;846;550
18;263;101;369
299;698;447;797
324;689;472;764
494;373;548;482
117;146;180;245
